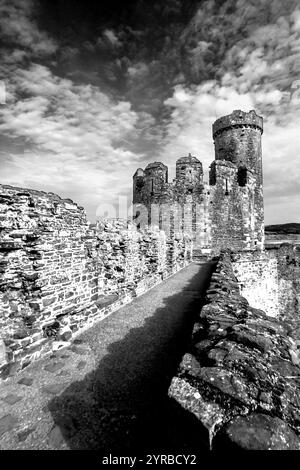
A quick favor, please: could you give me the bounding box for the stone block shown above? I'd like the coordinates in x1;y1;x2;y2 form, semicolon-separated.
0;414;19;437
58;329;72;342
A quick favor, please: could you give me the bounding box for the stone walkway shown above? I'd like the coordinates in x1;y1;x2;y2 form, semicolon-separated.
0;261;214;451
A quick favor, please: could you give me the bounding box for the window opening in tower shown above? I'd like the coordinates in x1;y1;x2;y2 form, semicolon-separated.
225;179;229;196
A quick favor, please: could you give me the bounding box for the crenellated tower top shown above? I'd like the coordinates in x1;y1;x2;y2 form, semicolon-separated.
212;109;263;139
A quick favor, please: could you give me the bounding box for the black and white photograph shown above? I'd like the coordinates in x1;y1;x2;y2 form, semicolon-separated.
0;0;300;458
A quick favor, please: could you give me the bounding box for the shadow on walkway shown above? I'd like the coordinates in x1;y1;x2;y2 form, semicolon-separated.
48;262;216;453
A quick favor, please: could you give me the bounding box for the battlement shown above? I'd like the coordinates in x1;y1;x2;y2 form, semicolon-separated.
176;154;201;165
132;110;264;255
145;162;167;171
212;109;263;138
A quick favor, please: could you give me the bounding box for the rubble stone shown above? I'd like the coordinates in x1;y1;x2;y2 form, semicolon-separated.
169;252;300;450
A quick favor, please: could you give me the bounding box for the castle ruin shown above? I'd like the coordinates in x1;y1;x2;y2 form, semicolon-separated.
0;109;300;450
133;109;264;255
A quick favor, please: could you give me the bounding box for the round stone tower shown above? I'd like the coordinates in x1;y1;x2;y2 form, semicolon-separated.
210;109;264;253
212;109;263;180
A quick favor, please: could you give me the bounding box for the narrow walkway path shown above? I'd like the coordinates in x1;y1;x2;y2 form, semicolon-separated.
0;261;215;451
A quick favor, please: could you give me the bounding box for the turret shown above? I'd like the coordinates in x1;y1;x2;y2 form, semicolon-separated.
131;110;265;255
209;110;264;253
144;162;168;197
132;162;169;229
213;109;263;179
175;153;203;191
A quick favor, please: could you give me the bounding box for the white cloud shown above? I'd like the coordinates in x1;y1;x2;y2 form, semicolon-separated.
0;63;149;219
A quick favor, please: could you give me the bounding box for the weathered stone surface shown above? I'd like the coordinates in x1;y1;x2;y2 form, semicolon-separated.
2;393;22;405
0;361;22;379
17;425;36;442
58;329;72;342
48;425;65;448
169;376;225;443
266;244;300;337
0;184;192;375
169;252;300;450
232;251;279;317
41;382;69;395
17;377;33;386
57;370;69;377
70;345;88;356
229;326;272;353
77;360;87;370
0;414;19;437
217;413;300;450
44;362;65;373
232;246;300;328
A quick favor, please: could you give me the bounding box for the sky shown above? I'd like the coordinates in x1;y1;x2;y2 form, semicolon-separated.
0;0;300;223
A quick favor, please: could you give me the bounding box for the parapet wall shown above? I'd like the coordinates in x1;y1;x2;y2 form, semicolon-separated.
229;245;300;336
0;184;193;379
168;252;300;450
212;109;263;138
266;244;300;337
231;251;279;317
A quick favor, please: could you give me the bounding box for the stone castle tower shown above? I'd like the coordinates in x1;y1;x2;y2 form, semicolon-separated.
133;110;264;255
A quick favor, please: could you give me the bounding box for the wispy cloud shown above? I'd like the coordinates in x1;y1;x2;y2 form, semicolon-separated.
0;62;148;218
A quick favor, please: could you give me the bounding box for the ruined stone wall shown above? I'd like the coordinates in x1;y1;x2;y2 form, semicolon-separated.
231;251;279;317
133;110;265;257
0;184;193;378
168;252;300;450
133;156;209;251
228;246;300;332
266;244;300;338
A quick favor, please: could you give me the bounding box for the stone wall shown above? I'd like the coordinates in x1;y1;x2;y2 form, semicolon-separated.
0;184;192;379
231;251;279;317
208;161;262;254
168;252;300;450
266;244;300;338
133;110;265;256
133;157;208;249
223;247;300;330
